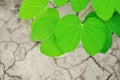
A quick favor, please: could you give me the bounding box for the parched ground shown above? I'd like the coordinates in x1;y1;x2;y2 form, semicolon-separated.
0;0;120;80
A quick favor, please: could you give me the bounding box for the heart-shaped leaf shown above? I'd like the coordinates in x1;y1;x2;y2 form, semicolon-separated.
56;14;81;52
19;0;49;19
31;8;66;57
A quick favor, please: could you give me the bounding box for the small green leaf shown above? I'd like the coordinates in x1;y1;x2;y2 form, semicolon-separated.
53;0;68;6
106;13;120;37
100;26;112;53
70;0;89;12
81;17;106;56
56;14;81;52
19;0;49;19
31;16;59;41
40;36;64;57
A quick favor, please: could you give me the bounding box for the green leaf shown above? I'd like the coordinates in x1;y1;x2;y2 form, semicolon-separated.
100;26;112;53
19;0;49;19
31;16;59;41
53;0;68;6
30;9;65;57
40;36;64;57
85;12;112;53
92;0;114;21
56;14;81;52
81;17;106;56
70;0;89;12
106;13;120;37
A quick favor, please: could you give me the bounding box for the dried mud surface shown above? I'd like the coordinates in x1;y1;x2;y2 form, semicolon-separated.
0;0;120;80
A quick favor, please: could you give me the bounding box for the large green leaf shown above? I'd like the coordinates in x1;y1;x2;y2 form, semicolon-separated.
30;9;65;57
19;0;49;19
106;13;120;37
40;36;64;57
56;14;81;52
92;0;114;21
53;0;68;6
70;0;89;12
81;17;106;56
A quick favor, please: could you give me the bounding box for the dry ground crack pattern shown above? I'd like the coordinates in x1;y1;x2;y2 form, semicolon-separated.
0;0;120;80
